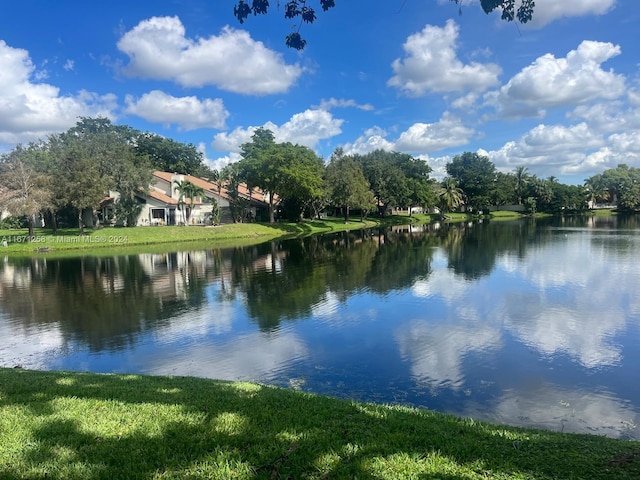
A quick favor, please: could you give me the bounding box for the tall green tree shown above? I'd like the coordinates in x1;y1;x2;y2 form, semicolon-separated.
445;152;497;211
492;171;517;207
276;142;325;221
57;117;152;227
355;150;433;216
173;180;190;225
325;149;374;222
587;165;640;211
238;128;324;223
221;163;249;223
49;135;111;235
134;132;205;175
184;182;207;224
584;175;610;209
513;166;531;205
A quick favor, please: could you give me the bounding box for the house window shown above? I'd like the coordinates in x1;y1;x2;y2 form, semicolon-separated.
151;208;165;225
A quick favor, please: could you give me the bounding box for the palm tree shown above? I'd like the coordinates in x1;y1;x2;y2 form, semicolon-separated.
513;166;530;205
584;178;609;209
439;177;463;214
184;182;206;224
173;179;189;225
174;180;206;224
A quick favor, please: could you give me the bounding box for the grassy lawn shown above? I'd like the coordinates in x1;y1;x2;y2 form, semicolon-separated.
0;217;385;257
0;213;488;257
0;368;638;479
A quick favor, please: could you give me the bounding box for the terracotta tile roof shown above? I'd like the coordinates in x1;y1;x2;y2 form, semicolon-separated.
150;171;275;208
148;189;179;205
153;171;174;183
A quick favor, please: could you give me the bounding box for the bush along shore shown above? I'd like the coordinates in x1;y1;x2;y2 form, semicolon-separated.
0;368;639;479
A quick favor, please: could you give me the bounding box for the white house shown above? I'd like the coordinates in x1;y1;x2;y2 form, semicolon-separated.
99;171;272;226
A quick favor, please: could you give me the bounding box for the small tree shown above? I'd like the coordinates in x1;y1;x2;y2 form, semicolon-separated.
0;147;52;240
173;180;189;225
209;197;220;225
524;196;537;215
184;182;206;224
439;177;463;214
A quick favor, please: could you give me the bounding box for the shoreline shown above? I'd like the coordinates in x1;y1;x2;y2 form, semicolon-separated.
0;211;538;257
0;215;440;257
2;208;621;257
1;367;638;479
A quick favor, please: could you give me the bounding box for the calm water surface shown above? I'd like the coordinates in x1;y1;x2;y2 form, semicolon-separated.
1;216;639;439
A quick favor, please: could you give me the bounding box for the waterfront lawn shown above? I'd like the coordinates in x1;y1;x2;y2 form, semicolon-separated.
0;217;383;256
1;368;638;479
0;212;534;257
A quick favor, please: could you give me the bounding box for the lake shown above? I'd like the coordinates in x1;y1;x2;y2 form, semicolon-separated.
1;216;639;440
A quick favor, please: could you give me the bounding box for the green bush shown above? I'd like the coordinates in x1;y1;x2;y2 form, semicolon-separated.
0;215;28;229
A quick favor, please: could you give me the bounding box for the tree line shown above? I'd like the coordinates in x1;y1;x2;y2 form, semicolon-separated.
2;117;639;241
230;128;640;223
0;117;212;237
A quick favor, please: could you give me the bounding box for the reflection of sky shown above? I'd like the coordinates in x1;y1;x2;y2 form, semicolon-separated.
395;320;502;390
411;249;471;303
496;231;640;368
405;232;640;371
461;381;639;440
0;317;65;370
396;228;640;438
135;328;308;382
152;282;238;341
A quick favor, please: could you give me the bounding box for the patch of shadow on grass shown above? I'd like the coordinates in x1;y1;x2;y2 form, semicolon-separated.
1;368;639;479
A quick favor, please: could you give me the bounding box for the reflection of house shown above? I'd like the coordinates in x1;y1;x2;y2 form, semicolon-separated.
100;171;273;226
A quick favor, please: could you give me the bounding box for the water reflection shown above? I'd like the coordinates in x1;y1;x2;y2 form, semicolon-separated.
395;319;502;390
1;216;639;439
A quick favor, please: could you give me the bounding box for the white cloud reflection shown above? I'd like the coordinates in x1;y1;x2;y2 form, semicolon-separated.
138;329;308;382
395;320;502;390
463;382;639;440
0;319;65;370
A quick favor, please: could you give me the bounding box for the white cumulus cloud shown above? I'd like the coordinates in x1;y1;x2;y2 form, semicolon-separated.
341;127;396;156
125;90;229;130
0;40;117;146
317;97;374;111
526;0;617;28
485;40;625;118
341;114;474;156
388;20;501;96
117;16;302;95
212;109;343;152
395;112;475;152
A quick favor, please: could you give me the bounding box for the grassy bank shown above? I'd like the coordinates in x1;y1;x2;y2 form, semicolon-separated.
6;209;612;257
0;368;638;479
0;217;385;257
0;214;472;257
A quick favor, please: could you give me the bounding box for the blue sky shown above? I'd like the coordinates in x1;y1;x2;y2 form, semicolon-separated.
1;0;638;183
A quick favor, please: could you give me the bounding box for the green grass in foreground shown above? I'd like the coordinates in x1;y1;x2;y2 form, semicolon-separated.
0;369;638;479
